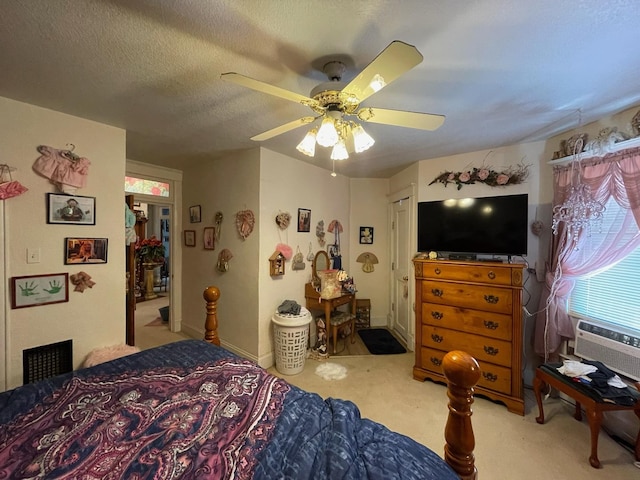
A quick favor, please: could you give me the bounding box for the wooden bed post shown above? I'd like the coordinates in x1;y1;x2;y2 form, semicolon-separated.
203;286;220;346
442;350;481;480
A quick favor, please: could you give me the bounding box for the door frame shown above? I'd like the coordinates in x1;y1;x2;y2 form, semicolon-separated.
388;183;417;351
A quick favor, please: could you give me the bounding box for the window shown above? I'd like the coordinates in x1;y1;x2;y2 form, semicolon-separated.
569;197;640;334
125;176;170;197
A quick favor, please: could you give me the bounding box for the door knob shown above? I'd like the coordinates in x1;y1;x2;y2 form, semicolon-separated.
403;275;408;281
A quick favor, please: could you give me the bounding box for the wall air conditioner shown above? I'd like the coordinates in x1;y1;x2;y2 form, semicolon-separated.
574;319;640;381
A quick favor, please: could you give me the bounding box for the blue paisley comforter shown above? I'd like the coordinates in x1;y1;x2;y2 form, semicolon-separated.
0;340;456;479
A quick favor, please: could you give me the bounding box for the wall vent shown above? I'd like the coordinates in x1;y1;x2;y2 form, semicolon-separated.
23;339;73;385
574;319;640;381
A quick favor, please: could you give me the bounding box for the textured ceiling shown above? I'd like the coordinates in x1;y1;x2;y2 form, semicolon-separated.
1;1;640;178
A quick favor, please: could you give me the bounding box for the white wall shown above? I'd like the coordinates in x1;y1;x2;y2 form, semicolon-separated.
0;96;126;390
348;178;390;327
180;149;261;359
258;149;350;364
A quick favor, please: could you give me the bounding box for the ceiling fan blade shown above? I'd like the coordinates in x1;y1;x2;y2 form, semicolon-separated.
251;116;316;141
221;72;320;108
341;41;423;105
358;107;445;131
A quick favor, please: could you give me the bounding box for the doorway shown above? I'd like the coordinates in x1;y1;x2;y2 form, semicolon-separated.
130;202;173;350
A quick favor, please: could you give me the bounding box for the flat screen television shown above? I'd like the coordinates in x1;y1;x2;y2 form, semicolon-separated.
417;193;528;257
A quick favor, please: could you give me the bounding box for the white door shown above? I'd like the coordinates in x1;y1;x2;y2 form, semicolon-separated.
391;198;412;344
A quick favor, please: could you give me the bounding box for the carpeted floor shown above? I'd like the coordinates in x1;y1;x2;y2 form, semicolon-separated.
358;328;407;354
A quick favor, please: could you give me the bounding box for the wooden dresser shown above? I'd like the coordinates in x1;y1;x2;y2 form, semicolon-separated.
413;259;525;415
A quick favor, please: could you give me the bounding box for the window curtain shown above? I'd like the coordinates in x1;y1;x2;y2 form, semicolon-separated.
533;147;640;359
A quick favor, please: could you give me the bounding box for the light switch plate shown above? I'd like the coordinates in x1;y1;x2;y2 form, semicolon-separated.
27;248;40;264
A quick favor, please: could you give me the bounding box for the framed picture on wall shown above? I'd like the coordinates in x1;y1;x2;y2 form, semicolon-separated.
64;238;108;264
184;230;196;247
203;227;215;250
297;208;311;232
47;193;96;225
11;273;69;309
359;226;374;244
189;205;201;223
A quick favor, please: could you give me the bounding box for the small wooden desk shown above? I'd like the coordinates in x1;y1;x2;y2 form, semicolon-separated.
305;283;356;354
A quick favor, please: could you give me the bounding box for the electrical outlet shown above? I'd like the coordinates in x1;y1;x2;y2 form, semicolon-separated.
27;248;40;264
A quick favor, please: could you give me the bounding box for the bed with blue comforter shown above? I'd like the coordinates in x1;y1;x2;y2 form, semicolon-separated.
0;339;471;479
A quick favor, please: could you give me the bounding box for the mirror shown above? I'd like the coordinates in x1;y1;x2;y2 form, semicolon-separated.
312;250;330;287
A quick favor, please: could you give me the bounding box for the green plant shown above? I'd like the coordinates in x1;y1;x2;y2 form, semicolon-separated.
136;236;165;264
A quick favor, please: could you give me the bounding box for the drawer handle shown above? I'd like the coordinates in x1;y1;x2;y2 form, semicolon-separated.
484;346;499;356
488;271;496;280
484;320;499;330
431;288;443;297
430;357;442;367
431;334;443;343
484;294;499;304
431;311;443;320
434;268;441;275
483;372;498;382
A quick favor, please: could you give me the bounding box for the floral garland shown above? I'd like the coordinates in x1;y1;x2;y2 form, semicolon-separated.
428;163;530;190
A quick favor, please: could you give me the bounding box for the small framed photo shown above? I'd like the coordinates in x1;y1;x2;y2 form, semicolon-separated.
47;193;96;225
11;273;69;309
184;230;196;247
189;205;201;223
297;208;311;232
359;226;374;244
64;238;108;264
203;227;215;250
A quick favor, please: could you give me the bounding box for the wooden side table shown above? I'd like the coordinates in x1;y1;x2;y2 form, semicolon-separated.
355;298;371;329
534;363;640;468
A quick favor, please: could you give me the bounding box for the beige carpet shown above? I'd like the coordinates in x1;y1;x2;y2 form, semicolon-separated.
270;353;640;479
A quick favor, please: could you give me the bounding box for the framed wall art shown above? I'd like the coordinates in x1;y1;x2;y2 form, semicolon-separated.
297;208;311;232
184;230;196;247
64;238;108;264
11;273;69;309
359;226;374;244
189;205;201;223
203;227;215;250
47;193;95;225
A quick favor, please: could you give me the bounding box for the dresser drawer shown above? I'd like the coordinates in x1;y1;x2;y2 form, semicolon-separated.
421;280;513;315
420;347;512;395
421;302;512;340
422;326;512;367
418;261;519;286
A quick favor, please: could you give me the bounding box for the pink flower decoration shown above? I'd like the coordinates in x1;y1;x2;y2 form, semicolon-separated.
459;171;471;182
496;174;509;185
478;169;489;180
447;173;455;181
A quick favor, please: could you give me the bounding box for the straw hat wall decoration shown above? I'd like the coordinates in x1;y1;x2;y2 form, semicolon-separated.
356;252;379;273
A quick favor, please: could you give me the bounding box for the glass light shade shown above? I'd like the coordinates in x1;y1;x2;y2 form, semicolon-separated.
296;128;317;157
351;124;375;153
330;138;349;160
316;117;339;147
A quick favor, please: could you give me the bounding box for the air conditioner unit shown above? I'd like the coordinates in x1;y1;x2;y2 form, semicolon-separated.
574;319;640;381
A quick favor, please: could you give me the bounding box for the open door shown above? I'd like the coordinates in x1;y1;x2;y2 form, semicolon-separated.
125;195;136;345
391;197;412;344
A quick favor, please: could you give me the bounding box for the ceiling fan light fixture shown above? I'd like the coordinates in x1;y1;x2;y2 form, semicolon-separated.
316;116;339;147
296;128;317;157
351;123;375;153
330;138;349;160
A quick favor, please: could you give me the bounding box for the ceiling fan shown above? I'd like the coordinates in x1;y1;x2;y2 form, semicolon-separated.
221;40;445;160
